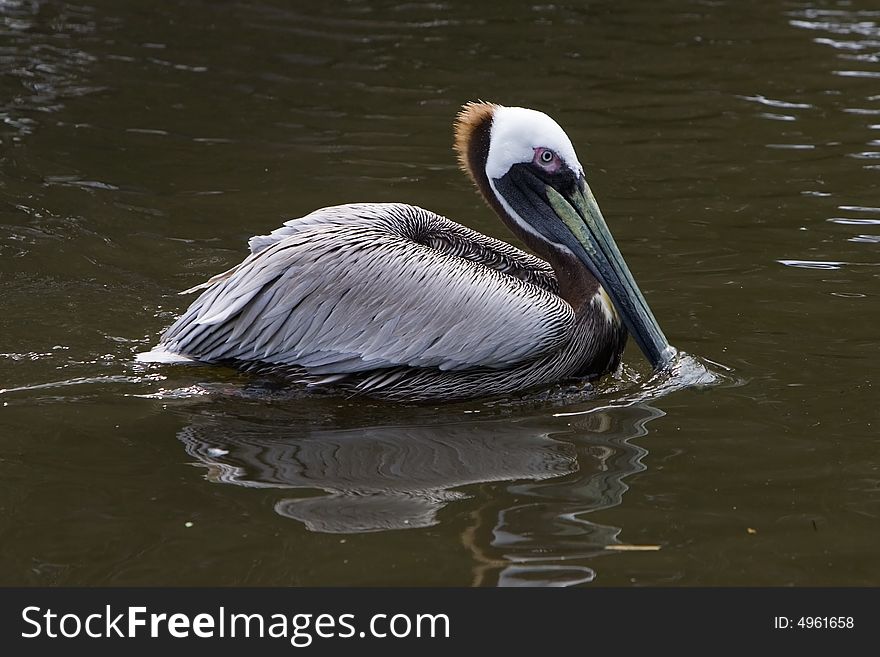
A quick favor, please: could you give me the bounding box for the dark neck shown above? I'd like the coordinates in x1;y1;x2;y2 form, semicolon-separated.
538;242;600;313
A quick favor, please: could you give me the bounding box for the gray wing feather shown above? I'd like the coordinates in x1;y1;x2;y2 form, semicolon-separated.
249;205;558;293
159;203;573;374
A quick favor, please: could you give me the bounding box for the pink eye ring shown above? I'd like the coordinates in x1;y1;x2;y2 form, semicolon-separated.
534;147;560;172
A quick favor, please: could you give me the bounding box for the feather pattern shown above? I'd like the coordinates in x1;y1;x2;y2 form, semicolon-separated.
149;203;622;399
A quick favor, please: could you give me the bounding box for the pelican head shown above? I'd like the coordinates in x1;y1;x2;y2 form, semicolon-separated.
455;102;675;371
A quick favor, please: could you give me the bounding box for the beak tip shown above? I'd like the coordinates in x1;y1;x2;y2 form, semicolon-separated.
654;345;678;370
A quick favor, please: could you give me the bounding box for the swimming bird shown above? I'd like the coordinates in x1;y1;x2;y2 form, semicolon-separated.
139;102;675;401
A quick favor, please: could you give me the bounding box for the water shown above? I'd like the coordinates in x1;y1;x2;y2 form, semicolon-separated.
1;0;877;586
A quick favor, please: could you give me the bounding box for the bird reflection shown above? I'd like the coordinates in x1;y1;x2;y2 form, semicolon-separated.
467;404;664;586
175;395;665;586
178;415;578;533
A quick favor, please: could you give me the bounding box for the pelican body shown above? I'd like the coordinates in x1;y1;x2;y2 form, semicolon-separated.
141;103;675;401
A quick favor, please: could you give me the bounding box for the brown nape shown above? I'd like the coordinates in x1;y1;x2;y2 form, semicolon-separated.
453;101;498;184
451;101;511;237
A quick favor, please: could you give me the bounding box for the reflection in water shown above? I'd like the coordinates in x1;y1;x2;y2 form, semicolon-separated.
179;416;578;534
470;405;663;586
176;396;666;586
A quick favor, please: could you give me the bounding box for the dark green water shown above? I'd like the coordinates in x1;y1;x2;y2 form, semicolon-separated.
1;0;877;586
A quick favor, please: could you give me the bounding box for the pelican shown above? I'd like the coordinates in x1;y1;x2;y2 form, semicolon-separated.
139;102;675;401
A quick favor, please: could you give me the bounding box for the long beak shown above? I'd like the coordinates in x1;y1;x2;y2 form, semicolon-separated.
546;177;676;370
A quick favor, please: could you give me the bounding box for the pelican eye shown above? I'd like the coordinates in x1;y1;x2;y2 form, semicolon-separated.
534;147;561;172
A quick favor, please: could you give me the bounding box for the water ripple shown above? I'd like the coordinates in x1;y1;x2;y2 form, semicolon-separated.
828;217;880;225
553;353;731;418
778;259;880;270
834;69;880;78
738;94;813;109
0;374;163;396
0;0;106;140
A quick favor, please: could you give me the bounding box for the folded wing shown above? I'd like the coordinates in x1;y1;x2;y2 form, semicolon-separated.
153;203;574;374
